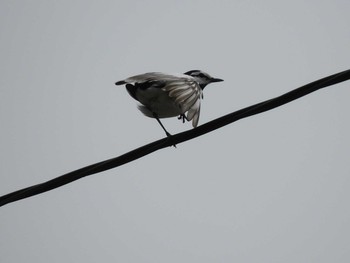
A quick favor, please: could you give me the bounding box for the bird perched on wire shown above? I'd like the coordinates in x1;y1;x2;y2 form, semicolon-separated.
115;70;223;137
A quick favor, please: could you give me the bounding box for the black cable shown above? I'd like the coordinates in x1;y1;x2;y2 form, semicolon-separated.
1;69;349;207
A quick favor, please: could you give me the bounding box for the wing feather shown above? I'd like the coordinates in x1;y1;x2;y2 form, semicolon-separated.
170;88;194;100
186;99;201;127
161;79;202;127
180;92;198;109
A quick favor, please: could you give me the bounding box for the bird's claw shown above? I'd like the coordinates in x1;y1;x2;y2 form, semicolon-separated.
165;132;177;148
178;114;186;123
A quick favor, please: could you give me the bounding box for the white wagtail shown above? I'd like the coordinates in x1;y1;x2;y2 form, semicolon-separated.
115;70;223;136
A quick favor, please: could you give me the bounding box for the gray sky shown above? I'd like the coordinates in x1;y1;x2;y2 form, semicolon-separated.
1;1;350;262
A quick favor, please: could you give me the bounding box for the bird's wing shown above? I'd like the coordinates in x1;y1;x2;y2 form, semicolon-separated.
117;73;203;127
119;72;184;84
160;76;203;128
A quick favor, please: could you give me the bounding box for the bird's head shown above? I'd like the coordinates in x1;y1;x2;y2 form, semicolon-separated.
184;70;223;89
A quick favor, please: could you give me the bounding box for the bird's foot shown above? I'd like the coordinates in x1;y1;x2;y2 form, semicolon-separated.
178;114;186;123
165;131;177;148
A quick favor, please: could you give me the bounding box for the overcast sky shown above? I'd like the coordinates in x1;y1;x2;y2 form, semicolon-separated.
1;1;350;262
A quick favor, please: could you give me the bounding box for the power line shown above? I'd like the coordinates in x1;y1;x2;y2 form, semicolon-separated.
1;69;349;207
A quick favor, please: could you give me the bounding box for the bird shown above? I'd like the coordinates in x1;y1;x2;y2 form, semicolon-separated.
115;70;223;137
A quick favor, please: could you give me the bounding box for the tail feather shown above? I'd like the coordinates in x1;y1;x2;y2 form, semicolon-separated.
115;80;126;85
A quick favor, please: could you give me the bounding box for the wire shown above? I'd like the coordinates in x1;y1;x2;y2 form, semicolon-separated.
1;69;350;207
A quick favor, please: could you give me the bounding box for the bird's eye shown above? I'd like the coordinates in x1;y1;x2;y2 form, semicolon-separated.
198;73;208;79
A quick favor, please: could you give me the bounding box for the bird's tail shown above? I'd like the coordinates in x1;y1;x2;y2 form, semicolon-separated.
115;80;127;85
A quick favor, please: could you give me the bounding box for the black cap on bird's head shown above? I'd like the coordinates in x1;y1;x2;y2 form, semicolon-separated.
184;70;223;89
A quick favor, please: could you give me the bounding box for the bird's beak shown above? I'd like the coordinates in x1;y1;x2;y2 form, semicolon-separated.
210;77;224;83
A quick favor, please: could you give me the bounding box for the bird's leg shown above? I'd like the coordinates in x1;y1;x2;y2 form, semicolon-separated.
178;114;186;123
152;112;176;148
155;117;171;137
